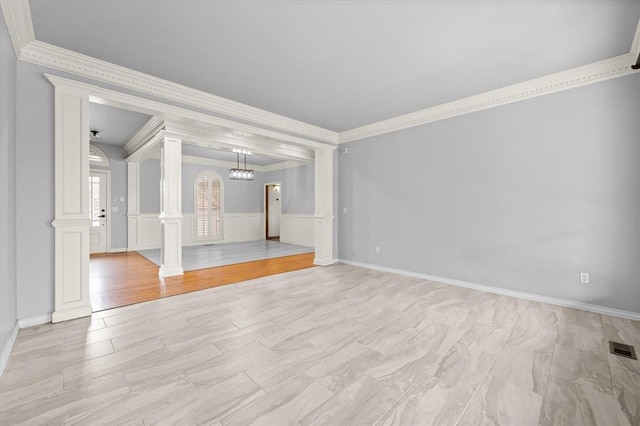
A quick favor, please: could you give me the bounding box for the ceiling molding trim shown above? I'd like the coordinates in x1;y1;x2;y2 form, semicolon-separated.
340;53;639;144
262;160;309;172
124;115;164;155
20;40;339;144
0;0;35;57
46;74;325;153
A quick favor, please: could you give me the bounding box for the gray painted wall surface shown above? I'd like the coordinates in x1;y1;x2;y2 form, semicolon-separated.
339;75;640;313
139;160;265;214
265;165;315;214
92;143;128;249
15;61;55;319
139;158;161;214
1;12;18;364
182;162;264;214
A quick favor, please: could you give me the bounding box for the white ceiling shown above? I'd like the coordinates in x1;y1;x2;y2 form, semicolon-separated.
31;1;640;132
89;103;152;147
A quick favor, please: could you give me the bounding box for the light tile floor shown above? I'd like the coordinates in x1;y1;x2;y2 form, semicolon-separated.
1;264;639;425
137;240;314;271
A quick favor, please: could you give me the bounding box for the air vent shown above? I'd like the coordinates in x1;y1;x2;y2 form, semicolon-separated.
609;341;637;360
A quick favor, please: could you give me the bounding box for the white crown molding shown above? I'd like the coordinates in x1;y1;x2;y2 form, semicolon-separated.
340;53;640;143
19;40;339;144
339;259;640;321
124;115;164;155
180;154;304;172
262;160;309;172
0;0;35;57
46;74;325;155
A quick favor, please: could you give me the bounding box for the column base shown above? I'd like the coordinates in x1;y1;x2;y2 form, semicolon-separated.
314;257;336;266
159;265;184;277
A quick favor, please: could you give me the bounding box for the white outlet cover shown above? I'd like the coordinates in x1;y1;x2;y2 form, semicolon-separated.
580;273;590;284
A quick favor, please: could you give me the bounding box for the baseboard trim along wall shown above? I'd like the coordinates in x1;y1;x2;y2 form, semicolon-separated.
18;314;53;329
0;321;19;378
338;259;640;321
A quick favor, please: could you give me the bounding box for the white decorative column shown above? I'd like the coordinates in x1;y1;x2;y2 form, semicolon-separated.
48;77;92;322
126;160;142;250
158;135;183;277
314;144;336;266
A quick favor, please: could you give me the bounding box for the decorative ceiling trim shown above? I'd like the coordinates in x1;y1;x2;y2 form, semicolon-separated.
16;39;339;144
155;154;304;172
123;115;164;155
0;0;34;56
340;52;640;143
4;3;639;147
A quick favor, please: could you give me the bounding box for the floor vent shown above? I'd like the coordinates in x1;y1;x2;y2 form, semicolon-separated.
609;341;637;360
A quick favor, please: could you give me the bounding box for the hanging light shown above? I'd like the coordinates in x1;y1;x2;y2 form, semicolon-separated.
230;149;254;181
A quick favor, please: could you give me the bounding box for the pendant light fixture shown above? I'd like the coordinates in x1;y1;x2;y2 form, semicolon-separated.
230;149;254;180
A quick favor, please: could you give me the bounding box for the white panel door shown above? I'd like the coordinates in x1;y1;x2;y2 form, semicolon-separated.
89;171;108;253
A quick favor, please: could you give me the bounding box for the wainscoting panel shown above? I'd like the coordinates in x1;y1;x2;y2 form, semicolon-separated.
132;213;264;250
280;214;315;248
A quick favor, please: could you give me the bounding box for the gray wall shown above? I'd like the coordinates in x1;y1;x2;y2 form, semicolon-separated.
92;143;128;249
0;12;18;366
15;61;55;319
139;159;265;214
339;75;640;313
265;164;315;214
139;158;161;214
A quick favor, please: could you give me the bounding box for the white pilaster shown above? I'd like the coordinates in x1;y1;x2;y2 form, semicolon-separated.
49;79;92;322
126;160;142;250
314;144;336;266
158;135;183;277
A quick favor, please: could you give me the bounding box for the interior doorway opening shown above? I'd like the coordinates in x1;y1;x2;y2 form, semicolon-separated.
265;183;281;241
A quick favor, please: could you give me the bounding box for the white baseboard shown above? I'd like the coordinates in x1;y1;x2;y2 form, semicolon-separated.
338;259;640;321
18;313;53;328
109;247;127;253
0;321;19;378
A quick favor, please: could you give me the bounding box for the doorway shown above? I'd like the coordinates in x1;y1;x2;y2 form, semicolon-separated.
89;170;110;254
265;183;281;241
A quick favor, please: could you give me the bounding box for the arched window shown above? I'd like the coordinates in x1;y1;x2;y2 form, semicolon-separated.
89;145;109;167
195;171;224;240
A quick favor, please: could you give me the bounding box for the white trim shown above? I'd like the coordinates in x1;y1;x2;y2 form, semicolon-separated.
262;160;309;172
42;75;325;155
109;247;127;253
18;314;52;328
20;41;338;144
340;53;640;143
89;169;111;254
631;18;640;58
0;321;19;378
89;144;110;167
0;0;35;57
338;259;640;321
123;115;164;156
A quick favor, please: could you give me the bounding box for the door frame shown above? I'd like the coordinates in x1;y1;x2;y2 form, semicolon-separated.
264;181;281;239
89;169;112;253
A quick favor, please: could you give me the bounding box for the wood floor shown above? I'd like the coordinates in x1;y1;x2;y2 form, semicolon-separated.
2;264;638;425
90;251;315;311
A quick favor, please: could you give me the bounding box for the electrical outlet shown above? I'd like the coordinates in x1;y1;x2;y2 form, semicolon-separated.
580;272;590;284
341;147;348;154
343;207;347;214
375;247;381;254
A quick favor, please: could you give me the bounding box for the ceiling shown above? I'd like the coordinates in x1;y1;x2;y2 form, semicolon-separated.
29;1;640;132
89;103;152;147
